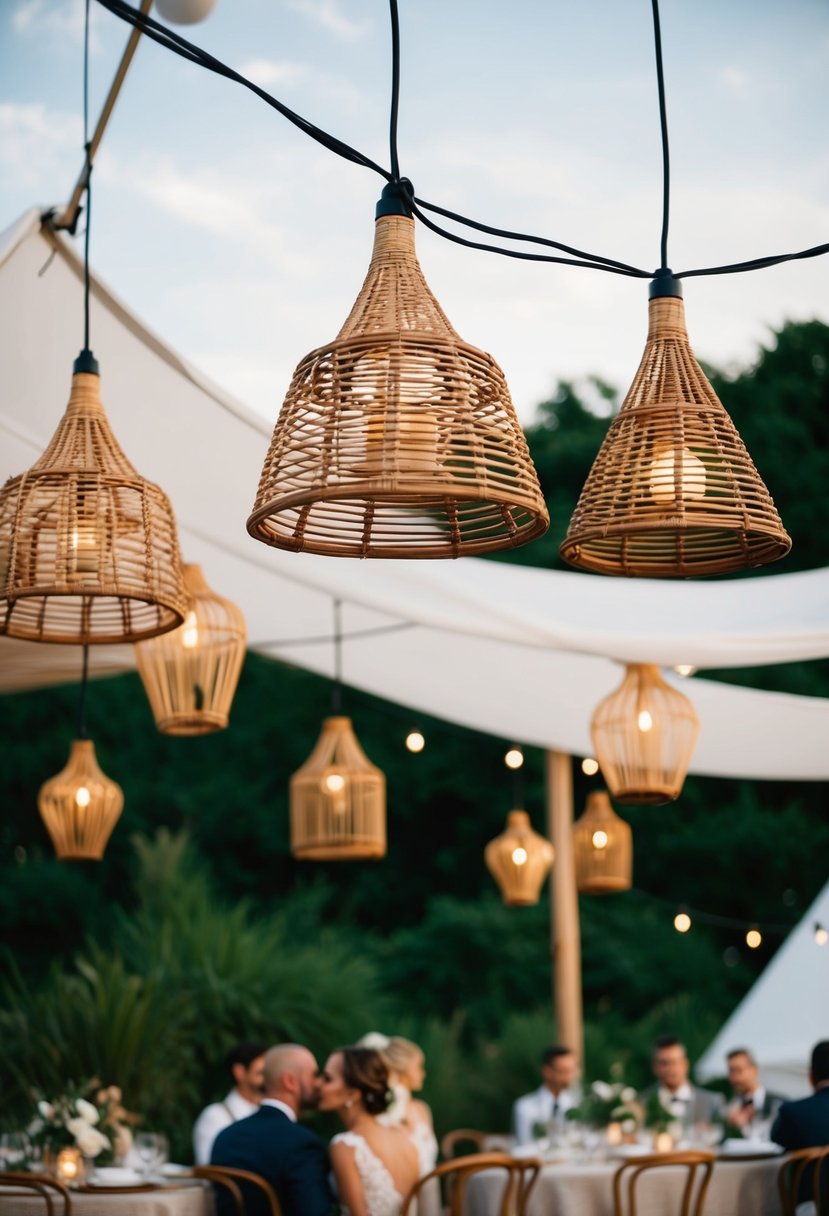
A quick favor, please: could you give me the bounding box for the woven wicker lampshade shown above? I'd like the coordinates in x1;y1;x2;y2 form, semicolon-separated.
485;809;555;907
591;663;699;805
573;790;632;894
38;738;124;861
560;278;791;577
134;563;247;735
247;191;549;558
0;359;187;644
290;715;386;860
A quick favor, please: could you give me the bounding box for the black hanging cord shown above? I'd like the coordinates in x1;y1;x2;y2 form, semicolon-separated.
77;644;90;739
83;0;92;350
650;0;671;272
331;599;343;714
388;0;401;184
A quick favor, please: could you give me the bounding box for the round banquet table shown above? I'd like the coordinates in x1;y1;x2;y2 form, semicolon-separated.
464;1152;785;1216
0;1179;213;1216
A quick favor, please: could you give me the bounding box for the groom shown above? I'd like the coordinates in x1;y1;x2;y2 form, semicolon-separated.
210;1042;334;1216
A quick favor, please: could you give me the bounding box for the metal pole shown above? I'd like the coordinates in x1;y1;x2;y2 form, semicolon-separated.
545;748;584;1067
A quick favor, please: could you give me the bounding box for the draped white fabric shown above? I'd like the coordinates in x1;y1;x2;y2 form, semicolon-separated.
2;210;828;779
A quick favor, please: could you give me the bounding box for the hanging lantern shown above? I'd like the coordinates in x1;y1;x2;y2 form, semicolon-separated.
485;809;555;907
591;663;699;805
38;738;124;861
573;790;632;894
0;355;187;644
290;716;386;860
134;563;247;735
560;274;790;577
247;185;549;559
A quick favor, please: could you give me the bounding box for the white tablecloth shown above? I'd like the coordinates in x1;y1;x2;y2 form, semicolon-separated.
464;1155;784;1216
0;1180;213;1216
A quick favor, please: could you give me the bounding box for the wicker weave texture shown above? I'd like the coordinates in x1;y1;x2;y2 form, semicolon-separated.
290;716;386;860
573;790;632;894
485;809;555;906
247;215;549;558
38;738;124;860
561;296;791;577
0;371;187;643
591;664;699;805
134;564;247;735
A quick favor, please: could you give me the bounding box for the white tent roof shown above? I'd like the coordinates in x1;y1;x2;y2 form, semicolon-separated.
2;209;829;780
696;880;829;1098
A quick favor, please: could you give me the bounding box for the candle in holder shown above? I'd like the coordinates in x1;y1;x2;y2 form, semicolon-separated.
56;1147;85;1185
653;1131;673;1154
606;1121;623;1147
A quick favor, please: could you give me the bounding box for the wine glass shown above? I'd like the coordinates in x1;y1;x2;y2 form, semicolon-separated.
134;1132;168;1179
0;1133;30;1170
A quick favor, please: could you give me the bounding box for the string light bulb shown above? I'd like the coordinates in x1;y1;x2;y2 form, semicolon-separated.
674;911;692;933
504;746;524;770
746;927;763;949
405;729;425;753
581;757;600;776
815;923;828;947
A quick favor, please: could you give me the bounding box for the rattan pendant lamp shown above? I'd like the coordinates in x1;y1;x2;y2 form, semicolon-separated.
290;602;386;860
591;663;699;805
134;563;247;734
485;809;555;907
573;790;632;894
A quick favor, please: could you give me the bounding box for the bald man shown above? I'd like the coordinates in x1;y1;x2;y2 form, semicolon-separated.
210;1043;333;1216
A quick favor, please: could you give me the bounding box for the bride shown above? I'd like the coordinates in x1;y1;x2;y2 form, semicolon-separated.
320;1046;420;1216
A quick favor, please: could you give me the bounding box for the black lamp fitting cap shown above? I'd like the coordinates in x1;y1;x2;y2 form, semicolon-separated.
375;179;414;219
649;269;683;300
73;348;100;375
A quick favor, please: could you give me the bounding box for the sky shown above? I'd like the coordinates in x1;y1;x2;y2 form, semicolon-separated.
1;0;828;426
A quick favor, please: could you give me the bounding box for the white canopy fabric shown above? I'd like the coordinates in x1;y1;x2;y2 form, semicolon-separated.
696;880;829;1098
2;209;829;780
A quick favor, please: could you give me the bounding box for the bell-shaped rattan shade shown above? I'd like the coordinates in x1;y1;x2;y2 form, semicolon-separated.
0;366;187;643
573;790;632;894
485;809;555;907
247;210;549;558
560;288;791;577
290;715;386;860
591;663;699;805
134;563;247;735
38;738;124;861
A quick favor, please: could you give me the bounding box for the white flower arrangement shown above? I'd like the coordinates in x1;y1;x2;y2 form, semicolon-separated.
29;1081;135;1162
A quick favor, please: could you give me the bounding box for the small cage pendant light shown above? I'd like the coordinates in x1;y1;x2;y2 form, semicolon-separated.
561;275;791;578
573;790;632;894
134;564;247;735
485;809;555;907
39;738;124;861
247;186;549;558
591;663;699;805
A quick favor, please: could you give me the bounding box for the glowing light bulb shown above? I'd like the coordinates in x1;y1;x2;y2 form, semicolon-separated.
674;912;691;933
324;773;346;793
592;829;609;850
511;847;528;865
637;710;653;732
505;747;524;770
581;757;599;776
75;786;91;808
815;924;828;946
649;446;706;505
70;519;99;575
182;610;199;649
674;664;697;677
405;730;425;753
746;928;762;949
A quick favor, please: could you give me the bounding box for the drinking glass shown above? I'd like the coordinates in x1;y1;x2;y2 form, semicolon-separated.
0;1133;30;1170
134;1132;168;1179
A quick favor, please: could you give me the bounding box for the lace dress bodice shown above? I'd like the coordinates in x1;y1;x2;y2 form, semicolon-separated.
331;1131;405;1216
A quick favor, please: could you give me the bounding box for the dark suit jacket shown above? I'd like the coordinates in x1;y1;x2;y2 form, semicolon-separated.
210;1104;333;1216
771;1087;829;1204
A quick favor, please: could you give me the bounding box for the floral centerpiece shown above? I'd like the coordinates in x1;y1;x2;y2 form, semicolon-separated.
567;1079;643;1131
28;1080;135;1165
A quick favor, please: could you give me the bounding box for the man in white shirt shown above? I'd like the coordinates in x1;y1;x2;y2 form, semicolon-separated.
644;1035;722;1126
725;1047;783;1136
512;1045;579;1145
193;1040;268;1164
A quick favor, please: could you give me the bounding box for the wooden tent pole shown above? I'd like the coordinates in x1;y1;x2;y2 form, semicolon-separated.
545;748;584;1067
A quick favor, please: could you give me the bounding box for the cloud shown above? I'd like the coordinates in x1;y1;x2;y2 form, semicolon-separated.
12;0;104;47
284;0;371;42
719;66;751;98
0;103;81;188
236;58;311;91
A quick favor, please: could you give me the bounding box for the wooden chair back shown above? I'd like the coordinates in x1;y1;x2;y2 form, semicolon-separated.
440;1128;488;1159
193;1165;282;1215
612;1150;716;1216
0;1171;72;1215
778;1146;829;1216
402;1151;541;1216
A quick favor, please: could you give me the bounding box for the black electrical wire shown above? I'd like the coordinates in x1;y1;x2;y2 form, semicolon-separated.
83;0;93;350
650;0;671;272
77;644;90;739
388;0;401;185
331;599;343;713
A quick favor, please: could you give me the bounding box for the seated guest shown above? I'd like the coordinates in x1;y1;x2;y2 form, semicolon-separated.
211;1042;332;1216
642;1035;723;1126
193;1040;268;1164
724;1047;784;1137
512;1044;578;1145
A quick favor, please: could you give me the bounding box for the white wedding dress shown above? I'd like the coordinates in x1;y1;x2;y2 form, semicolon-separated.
331;1131;407;1216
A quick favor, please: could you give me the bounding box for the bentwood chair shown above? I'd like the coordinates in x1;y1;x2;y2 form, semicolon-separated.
401;1151;541;1216
0;1171;72;1215
778;1146;829;1216
440;1129;514;1158
612;1150;716;1216
193;1165;283;1216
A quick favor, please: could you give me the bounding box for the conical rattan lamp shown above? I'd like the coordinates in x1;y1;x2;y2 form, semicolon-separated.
38;738;124;861
573;790;632;894
591;663;699;805
134;563;247;735
485;809;555;907
247;187;549;558
560;275;791;577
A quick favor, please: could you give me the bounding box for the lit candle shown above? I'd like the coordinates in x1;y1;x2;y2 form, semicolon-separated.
606;1121;623;1146
56;1147;84;1185
654;1131;673;1153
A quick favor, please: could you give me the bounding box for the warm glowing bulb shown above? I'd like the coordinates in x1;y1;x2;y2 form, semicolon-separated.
649;446;706;505
182;611;199;649
505;747;524;770
637;710;653;732
592;829;609;850
815;924;829;946
746;928;762;949
674;912;691;933
70;519;99;574
511;847;528;865
406;730;425;753
75;785;91;808
325;773;346;793
673;664;697;678
581;757;599;776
